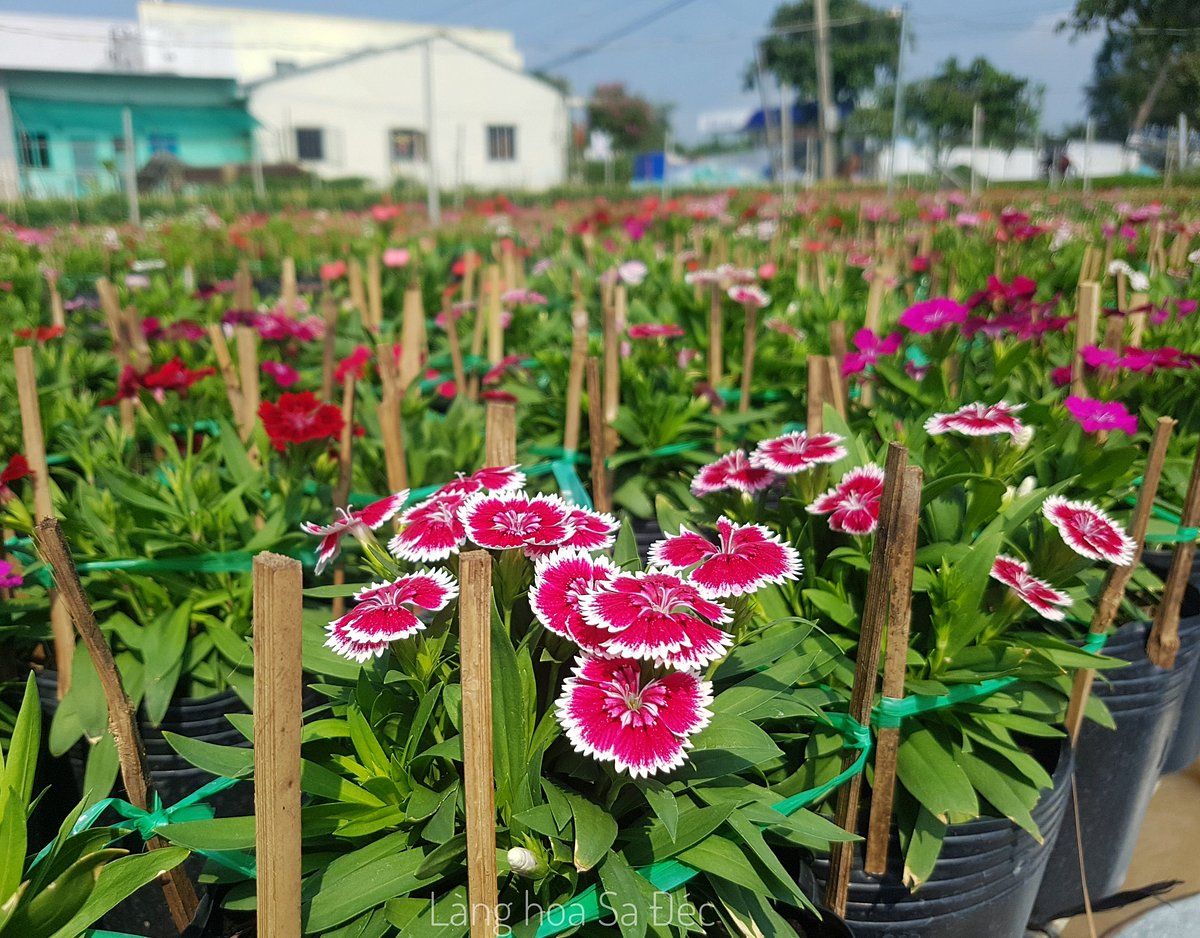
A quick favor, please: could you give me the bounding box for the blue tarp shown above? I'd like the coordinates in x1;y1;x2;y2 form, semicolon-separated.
743;100;853;132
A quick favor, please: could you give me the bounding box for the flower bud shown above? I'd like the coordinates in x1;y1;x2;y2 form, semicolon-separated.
507;846;547;879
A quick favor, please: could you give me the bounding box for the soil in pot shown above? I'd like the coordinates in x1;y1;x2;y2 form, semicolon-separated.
1031;612;1200;924
810;738;1074;937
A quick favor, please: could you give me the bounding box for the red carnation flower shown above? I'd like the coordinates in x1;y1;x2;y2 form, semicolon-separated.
259;392;345;451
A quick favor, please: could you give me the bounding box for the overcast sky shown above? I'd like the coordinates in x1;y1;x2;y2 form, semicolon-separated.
0;0;1103;142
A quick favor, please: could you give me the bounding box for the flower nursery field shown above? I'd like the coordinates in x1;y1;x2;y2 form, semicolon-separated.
1;188;1200;938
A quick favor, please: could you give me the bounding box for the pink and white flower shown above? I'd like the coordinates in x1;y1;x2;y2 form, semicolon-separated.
301;491;409;574
580;571;732;670
388;494;468;562
691;450;776;496
924;401;1027;439
648;518;801;598
556;656;713;778
990;555;1071;621
807;465;886;535
437;465;526;499
529;550;618;654
617;260;648;285
326;569;458;661
751;431;847;475
525;507;618;559
460;492;575;552
727;285;770;309
1042;496;1135;565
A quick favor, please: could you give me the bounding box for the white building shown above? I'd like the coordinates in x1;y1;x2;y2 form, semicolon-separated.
246;35;568;190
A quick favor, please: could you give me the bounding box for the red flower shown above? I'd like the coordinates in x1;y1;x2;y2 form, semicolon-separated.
320;260;347;281
15;325;65;342
807;464;886;535
335;345;373;382
649;518;801;599
924;401;1026;440
326;570;458;661
628;323;685;340
990;555;1071;621
691;450;775;497
751;431;847;475
1042;497;1135;565
101;358;215;405
259;392;345;451
301;491;408;574
0;453;32;502
530;550;619;655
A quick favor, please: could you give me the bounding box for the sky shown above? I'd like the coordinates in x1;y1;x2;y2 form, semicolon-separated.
0;0;1103;143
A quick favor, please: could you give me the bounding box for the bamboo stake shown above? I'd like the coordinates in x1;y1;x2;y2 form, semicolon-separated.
331;375;356;618
563;309;589;454
366;253;383;331
1066;417;1174;738
484;265;504;364
15;348;73;697
207;324;243;423
280;257;297;314
320;294;339;402
864;464;924;875
399;286;425;388
235;327;260;443
377;394;409;493
1128;291;1149;347
484;400;517;467
825;443;909;916
443;309;469;398
708;284;723;397
1070;282;1101;398
829;320;849;402
602;295;620;449
825;355;848;420
459;550;499;936
586;357;611;513
1147;438;1200;669
234;261;254;310
45;270;65;329
806;356;828;434
348;258;367;322
738;303;758;414
34;518;199;930
251;552;303;938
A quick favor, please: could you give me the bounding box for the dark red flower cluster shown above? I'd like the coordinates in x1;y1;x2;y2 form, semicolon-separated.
101;357;215;405
142;317;206;342
259;391;345;451
963;275;1067;340
0;453;32;502
14;325;65;342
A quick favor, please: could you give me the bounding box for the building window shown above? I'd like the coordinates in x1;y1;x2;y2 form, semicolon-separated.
390;128;427;163
149;134;179;155
18;132;50;169
295;127;324;161
487;125;516;161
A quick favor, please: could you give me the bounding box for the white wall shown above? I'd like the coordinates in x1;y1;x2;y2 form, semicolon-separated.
137;1;521;81
248;38;567;190
879;139;1143;181
0;13;140;73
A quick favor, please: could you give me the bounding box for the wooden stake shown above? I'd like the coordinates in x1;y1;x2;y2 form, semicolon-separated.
377;393;409;493
1070;282;1100;398
34;518;199;931
320;294;339;402
484;400;517;467
45;271;65;329
251;552;303;938
1148;436;1200;669
1128;291;1149;347
829;320;849;403
825;443;909;916
484;265;504;364
334;375;356;510
235;261;254;311
280;256;297;315
807;356;828;433
864;464;924;875
207;324;243;423
824;355;848;419
348;258;367;322
399;286;425;388
1066;417;1174;737
15;348;74;697
459;550;499;936
602;295;620;445
563;309;588;454
738;303;759;414
707;284;723;396
366;253;383;331
586;357;610;513
235;327;260;442
443;309;469;398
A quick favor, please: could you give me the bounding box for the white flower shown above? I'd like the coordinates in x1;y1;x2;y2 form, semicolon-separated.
1012;426;1035;450
507;847;543;877
1188;248;1200;265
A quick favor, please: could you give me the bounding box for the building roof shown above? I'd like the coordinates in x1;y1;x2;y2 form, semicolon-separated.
244;32;564;98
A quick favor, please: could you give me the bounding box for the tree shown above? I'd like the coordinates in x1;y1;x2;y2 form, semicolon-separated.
905;57;1043;160
1065;1;1200;137
751;0;901;105
586;83;670;152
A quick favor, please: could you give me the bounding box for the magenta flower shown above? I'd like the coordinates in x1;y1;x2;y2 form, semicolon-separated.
501;288;547;306
382;247;410;268
990;555;1071;621
727;285;770;309
301;491;409;574
899;298;969;334
580;570;732;670
388;494;468;563
691;451;776;496
843;328;902;375
460;492;574;553
1065;396;1137;435
326;569;458;661
628;323;685;340
751;431;847;475
1081;345;1122;370
438;465;526;497
530;550;618;655
0;559;22;589
556;656;713;778
648;518;801;599
261;360;301;387
1043;496;1135;565
807;465;886;535
924;401;1026;440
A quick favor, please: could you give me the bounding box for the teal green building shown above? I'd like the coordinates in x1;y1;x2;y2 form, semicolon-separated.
0;69;256;199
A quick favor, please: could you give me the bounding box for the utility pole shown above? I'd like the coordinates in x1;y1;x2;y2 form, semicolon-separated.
780;82;794;197
886;5;907;197
1179;112;1189;173
121;105;140;226
1083;116;1095;193
754;42;780;181
813;0;837;180
423;37;442;226
969;102;983;196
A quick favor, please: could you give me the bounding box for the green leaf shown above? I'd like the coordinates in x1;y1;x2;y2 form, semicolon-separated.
305;840;434;932
142;603;192;726
160;815;255;851
565;791;617;872
896;727;978;822
653;495;689;538
642;785;679;842
397;886;468;938
958;749;1042;841
164;732;253;778
902;807;947;891
677;834;776;896
598;852;649;938
624;803;736;866
489;612;530;813
3;675;40;808
0;785;26;908
613;518;641;571
14;848;125;935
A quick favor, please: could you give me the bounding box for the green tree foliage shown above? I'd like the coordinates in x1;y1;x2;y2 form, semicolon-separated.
1066;0;1200;136
753;0;901;104
586;83;670;152
905;57;1043;155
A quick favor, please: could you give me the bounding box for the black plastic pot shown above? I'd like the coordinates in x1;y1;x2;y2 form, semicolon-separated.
810;739;1074;937
630;517;663;564
1142;552;1200;773
1031;612;1200;924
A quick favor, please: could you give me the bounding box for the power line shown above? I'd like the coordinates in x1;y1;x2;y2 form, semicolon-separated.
533;0;707;71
